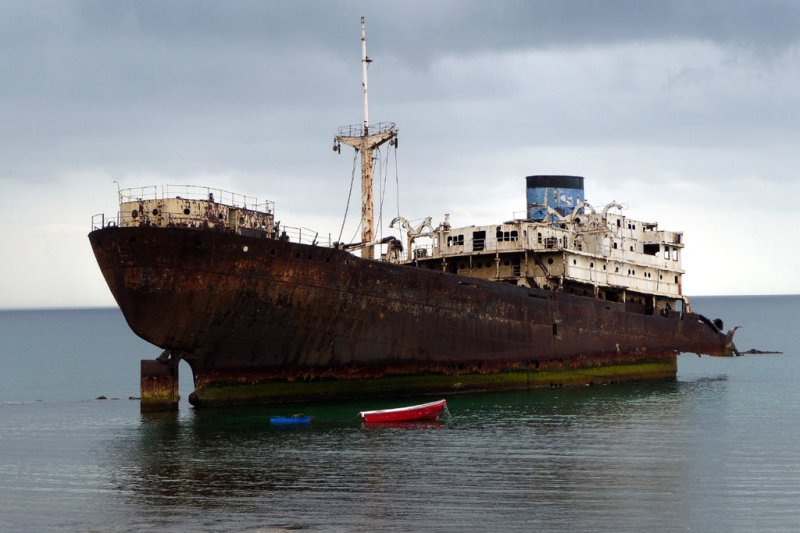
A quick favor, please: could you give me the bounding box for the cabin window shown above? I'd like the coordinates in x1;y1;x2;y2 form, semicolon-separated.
496;230;517;242
613;242;618;249
643;244;660;256
473;231;486;251
447;235;465;247
537;232;542;244
590;262;594;268
511;230;518;241
573;259;577;265
664;248;670;259
630;246;634;252
615;267;619;273
674;275;679;283
617;219;621;227
672;248;679;261
562;236;568;248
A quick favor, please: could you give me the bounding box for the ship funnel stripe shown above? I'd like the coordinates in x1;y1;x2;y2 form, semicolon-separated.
526;175;584;190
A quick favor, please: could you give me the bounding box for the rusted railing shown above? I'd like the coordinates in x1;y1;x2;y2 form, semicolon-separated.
278;226;332;247
91;213;332;248
91;213;121;231
337;122;397;138
118;185;274;214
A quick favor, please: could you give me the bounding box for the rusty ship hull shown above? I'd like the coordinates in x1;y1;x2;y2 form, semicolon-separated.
89;225;734;407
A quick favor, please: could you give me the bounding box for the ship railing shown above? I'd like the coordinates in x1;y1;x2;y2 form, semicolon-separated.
118;185;274;213
336;122;397;138
91;212;121;230
278;225;332;247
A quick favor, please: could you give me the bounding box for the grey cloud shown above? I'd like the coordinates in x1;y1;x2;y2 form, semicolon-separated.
2;0;799;185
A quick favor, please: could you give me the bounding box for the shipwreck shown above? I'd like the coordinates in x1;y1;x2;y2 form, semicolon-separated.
88;18;737;411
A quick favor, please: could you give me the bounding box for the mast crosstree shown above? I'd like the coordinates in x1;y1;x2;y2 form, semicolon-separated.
334;16;398;260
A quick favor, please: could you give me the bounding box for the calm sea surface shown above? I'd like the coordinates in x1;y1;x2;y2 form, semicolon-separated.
0;296;798;531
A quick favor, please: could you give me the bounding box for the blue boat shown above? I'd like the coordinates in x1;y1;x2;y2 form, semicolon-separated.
270;415;312;426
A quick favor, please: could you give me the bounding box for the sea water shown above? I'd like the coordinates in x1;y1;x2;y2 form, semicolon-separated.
0;296;798;531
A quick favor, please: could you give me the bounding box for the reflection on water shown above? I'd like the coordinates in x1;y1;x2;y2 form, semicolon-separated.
105;378;754;531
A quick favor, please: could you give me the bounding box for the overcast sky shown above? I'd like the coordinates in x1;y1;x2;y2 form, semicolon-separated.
1;0;799;309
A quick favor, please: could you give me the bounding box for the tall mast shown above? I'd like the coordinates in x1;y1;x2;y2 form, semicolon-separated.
334;17;398;260
361;16;369;132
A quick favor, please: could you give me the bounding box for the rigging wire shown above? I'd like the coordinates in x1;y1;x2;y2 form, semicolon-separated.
376;146;383;242
349;219;363;245
378;145;391;244
393;143;402;246
378;141;399;243
337;149;359;244
394;143;400;220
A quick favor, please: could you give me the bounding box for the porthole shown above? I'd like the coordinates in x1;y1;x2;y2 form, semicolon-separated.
547;258;554;265
152;209;159;216
242;245;249;252
131;210;138;219
218;213;224;220
183;208;191;215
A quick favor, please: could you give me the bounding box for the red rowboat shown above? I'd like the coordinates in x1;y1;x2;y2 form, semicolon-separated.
359;399;447;424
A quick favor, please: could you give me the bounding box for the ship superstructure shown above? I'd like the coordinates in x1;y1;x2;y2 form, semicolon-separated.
402;176;687;316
